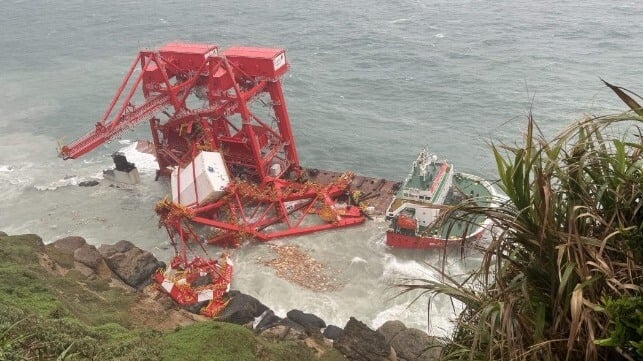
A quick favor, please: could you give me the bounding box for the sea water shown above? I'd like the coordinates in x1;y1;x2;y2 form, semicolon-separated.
1;0;642;336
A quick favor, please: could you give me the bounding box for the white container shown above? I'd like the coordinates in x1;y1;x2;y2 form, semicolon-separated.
269;163;282;177
171;151;230;206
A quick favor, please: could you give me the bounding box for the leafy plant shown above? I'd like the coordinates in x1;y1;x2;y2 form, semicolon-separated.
399;83;643;360
595;296;643;358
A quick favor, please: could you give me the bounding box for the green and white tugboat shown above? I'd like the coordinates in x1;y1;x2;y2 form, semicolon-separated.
385;148;495;249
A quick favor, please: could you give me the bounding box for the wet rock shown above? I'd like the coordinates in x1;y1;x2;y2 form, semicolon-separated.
216;290;268;325
98;240;135;257
78;180;99;187
286;309;326;335
390;328;441;361
377;320;407;344
277;318;307;333
260;324;307;341
255;309;282;332
335;317;392;361
323;324;344;341
74;261;97;277
190;274;212;288
74;244;112;278
182;300;209;315
99;240;165;290
52;236;87;252
73;244;103;269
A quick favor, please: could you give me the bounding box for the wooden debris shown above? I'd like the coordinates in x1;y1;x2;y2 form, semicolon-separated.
258;244;343;292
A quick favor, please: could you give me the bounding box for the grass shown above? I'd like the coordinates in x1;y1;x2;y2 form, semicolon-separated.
161;321;347;361
398;83;643;361
0;233;346;360
160;322;323;361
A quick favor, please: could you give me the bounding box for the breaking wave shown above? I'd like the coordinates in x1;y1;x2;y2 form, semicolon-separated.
117;141;159;175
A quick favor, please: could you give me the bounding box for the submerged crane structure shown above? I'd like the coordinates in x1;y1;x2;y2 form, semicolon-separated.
60;42;367;316
60;42;365;249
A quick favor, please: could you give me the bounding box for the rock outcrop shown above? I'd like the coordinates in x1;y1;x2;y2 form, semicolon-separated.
377;321;442;361
216;290;268;325
42;234;443;360
323;324;344;341
255;309;282;332
98;240;165;290
286;309;326;336
52;236;87;252
334;317;394;361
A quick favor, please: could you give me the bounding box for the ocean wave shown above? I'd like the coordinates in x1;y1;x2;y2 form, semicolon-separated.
117;141;159;174
371;303;424;330
34;175;81;191
381;253;436;281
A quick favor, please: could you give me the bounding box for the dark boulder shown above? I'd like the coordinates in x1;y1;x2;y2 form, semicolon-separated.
323;324;344;341
98;240;135;257
377;320;407;344
52;236;87;252
216;290;268;325
73;244;103;269
0;231;7;237
286;309;326;335
390;328;441;361
277;317;306;333
182;300;210;315
255;309;282;332
334;317;392;361
79;180;99;187
98;240;165;290
260;323;307;341
73;244;113;279
190;274;213;288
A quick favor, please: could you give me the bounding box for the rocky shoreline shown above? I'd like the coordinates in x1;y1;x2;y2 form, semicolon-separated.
2;231;443;361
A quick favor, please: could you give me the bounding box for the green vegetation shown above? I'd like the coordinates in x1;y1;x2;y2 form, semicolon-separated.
399;83;642;360
161;322;344;361
0;234;345;360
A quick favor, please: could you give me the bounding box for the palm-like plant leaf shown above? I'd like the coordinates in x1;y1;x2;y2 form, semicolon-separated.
398;83;643;360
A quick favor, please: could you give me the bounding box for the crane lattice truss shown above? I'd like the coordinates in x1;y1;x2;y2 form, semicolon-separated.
61;42;364;249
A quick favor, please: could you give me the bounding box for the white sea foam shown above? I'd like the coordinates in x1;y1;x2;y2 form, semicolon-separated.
34;175;80;191
117;141;159;174
0;163;34;187
350;256;368;265
372;303;418;330
381;253;436;281
390;18;410;24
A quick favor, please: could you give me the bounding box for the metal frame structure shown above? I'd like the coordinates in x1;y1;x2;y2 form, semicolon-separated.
60;42;365;250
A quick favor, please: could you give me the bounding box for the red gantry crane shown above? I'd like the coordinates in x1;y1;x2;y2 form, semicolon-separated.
60;41;365;252
60;42;366;316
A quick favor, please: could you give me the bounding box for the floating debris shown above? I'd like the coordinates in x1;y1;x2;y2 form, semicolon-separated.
258;244;343;292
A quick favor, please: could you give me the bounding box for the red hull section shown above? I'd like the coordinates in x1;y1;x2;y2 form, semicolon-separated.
385;228;485;249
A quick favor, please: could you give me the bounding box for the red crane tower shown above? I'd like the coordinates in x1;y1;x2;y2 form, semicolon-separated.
59;42;368;317
60;42;365;249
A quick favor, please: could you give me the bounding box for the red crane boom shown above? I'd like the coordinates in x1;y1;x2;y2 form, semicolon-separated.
60;42;364;247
